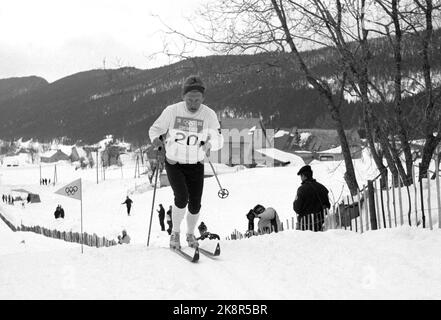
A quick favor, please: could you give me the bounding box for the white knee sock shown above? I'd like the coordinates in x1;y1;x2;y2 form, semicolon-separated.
186;212;200;235
172;205;186;233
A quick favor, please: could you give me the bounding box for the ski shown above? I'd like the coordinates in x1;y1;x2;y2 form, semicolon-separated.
171;247;199;263
198;243;221;258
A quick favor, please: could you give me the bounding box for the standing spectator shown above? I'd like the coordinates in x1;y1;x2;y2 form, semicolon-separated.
157;204;166;231
166;205;173;235
54;205;62;219
27;194;31;203
293;165;331;232
121;196;133;216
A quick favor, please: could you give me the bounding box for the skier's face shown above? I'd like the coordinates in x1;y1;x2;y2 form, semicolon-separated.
183;91;204;113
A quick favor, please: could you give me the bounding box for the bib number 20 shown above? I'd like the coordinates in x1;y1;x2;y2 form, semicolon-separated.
175;133;199;146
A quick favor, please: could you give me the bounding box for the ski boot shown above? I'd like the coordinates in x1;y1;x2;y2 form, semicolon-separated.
186;233;199;248
170;231;181;250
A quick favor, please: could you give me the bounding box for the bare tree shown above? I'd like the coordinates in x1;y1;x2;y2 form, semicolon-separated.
159;0;360;194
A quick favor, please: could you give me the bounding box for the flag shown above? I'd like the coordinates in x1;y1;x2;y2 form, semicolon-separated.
55;178;82;201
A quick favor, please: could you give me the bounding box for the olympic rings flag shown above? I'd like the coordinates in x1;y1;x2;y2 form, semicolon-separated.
55;178;82;201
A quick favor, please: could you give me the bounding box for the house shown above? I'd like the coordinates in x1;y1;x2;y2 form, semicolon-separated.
213;117;273;166
40;149;70;163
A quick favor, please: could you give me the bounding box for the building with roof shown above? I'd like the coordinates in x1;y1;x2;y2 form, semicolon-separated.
212;117;273;166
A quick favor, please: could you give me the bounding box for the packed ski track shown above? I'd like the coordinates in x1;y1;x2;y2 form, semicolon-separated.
1;148;441;299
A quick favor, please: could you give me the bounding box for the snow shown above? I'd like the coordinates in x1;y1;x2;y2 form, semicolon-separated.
255;148;305;166
274;130;289;138
1;149;441;299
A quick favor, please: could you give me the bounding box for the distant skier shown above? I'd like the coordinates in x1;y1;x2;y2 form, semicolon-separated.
149;75;224;249
293;165;330;231
196;221;220;241
157;204;166;231
166;205;173;235
122;196;133;216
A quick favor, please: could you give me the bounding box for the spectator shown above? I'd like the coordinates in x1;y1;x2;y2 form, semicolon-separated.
252;204;281;234
196;221;220;241
118;230;131;244
54;205;62;219
157;204;165;231
293;165;330;232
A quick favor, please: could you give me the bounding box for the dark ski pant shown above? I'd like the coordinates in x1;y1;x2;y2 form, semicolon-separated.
167;221;173;235
159;213;165;231
165;160;204;215
126;205;131;215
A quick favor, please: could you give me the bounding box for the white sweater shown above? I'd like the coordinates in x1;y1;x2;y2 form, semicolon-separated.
148;101;224;164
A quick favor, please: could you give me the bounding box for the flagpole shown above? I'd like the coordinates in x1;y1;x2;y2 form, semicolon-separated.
80;178;84;254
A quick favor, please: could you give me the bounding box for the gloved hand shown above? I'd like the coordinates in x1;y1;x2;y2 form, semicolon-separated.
152;136;165;149
200;141;212;156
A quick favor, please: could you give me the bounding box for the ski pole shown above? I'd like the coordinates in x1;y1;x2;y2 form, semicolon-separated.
205;155;229;199
147;148;163;246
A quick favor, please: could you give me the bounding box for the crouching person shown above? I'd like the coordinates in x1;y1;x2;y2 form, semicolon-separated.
118;230;131;244
253;204;281;234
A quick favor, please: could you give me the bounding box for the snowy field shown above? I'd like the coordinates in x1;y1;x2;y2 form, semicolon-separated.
1;149;441;299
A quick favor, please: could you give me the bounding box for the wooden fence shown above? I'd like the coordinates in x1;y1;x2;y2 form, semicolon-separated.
17;224;118;248
0;210;117;248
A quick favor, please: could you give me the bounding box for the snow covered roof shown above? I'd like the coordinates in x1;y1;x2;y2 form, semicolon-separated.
318;146;342;154
56;145;73;157
255;148;305;167
40;150;58;158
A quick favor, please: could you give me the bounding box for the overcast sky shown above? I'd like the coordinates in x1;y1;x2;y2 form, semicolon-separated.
0;0;209;82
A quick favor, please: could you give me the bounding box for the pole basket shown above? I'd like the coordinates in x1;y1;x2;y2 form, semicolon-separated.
218;188;229;199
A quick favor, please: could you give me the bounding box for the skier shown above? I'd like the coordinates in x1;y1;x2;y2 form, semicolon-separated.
121;196;133;216
157;204;166;231
149;75;224;249
293;165;330;231
166;205;173;235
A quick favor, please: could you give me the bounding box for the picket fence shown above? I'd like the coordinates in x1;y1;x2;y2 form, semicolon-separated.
0;210;117;248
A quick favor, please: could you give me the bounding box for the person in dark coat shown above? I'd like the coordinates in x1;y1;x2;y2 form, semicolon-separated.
27;194;31;203
59;205;65;218
196;221;220;241
157;204;166;231
293;165;331;232
166;205;173;235
246;209;256;233
54;205;62;219
122;196;133;216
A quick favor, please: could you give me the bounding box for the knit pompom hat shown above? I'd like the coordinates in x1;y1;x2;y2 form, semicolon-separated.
182;75;205;95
